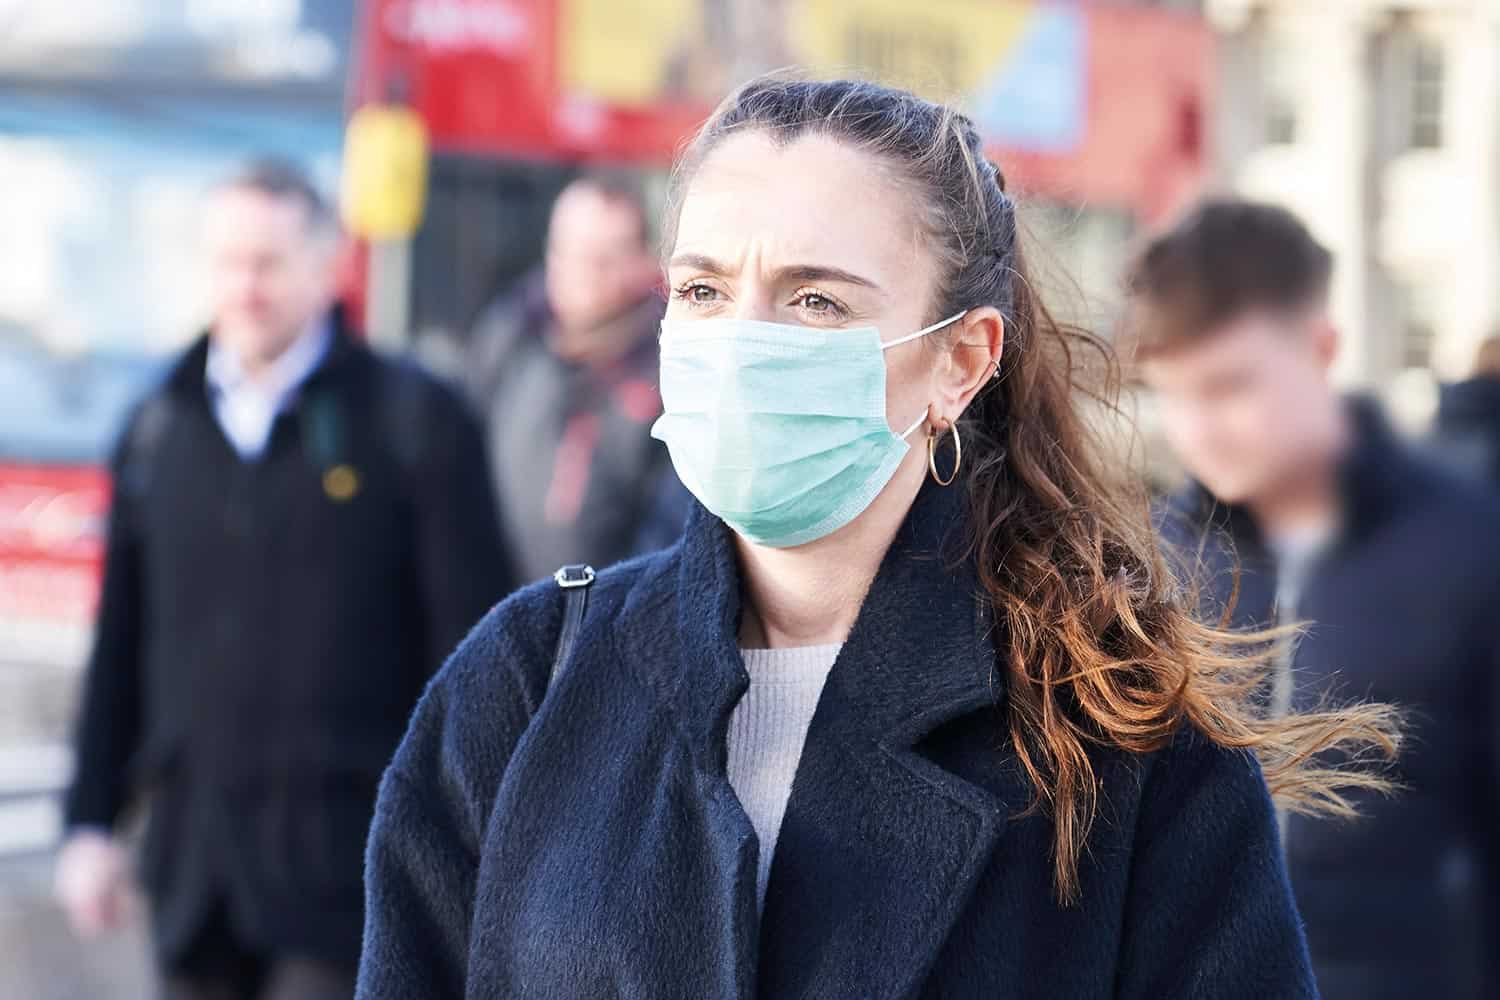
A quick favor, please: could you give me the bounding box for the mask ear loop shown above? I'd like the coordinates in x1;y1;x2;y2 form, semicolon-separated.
902;356;1000;439
880;309;969;350
887;309;969;441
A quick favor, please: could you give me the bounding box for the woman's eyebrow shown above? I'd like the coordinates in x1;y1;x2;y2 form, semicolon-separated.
778;265;881;291
668;252;731;276
668;253;882;291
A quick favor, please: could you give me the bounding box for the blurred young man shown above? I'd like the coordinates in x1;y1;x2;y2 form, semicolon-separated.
54;160;513;1000
465;173;688;580
1129;198;1499;1000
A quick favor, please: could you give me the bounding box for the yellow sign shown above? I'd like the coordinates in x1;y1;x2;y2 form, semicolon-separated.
558;0;1039;110
560;0;701;106
341;104;429;241
790;0;1033;104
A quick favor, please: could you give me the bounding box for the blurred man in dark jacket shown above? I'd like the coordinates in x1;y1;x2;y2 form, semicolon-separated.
466;173;686;581
1434;335;1500;484
53;160;513;1000
1128;199;1500;1000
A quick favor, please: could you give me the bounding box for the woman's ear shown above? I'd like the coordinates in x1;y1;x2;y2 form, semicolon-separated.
937;306;1005;419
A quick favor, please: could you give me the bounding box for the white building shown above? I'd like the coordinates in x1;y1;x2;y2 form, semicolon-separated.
1208;0;1500;394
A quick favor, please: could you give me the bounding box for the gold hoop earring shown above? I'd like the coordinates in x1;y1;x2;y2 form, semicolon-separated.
927;422;961;487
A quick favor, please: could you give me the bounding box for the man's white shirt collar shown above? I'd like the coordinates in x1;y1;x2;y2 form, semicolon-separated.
206;319;333;460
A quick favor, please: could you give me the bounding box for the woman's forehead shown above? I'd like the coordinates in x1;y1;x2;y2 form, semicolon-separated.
672;132;926;287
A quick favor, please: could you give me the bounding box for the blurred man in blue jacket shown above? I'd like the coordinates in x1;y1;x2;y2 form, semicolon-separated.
1129;198;1500;1000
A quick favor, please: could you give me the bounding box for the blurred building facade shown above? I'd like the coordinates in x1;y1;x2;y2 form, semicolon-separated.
1210;0;1500;389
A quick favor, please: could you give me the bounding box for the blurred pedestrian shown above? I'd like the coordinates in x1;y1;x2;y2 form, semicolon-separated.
358;78;1398;999
1433;334;1500;484
1131;199;1499;1000
53;159;513;1000
465;172;687;581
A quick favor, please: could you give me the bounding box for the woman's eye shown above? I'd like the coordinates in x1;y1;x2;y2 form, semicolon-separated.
674;282;719;305
793;289;845;316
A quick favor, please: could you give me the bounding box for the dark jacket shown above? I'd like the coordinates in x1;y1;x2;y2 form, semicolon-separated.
1158;401;1500;1000
465;271;681;580
1433;375;1500;484
64;313;514;968
359;480;1316;999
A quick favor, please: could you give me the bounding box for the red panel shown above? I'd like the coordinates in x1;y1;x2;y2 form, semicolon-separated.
1003;5;1214;222
353;1;1214;220
356;0;558;158
0;463;110;623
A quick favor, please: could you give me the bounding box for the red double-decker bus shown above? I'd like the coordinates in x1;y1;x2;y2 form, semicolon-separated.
1;0;1214;684
347;0;1215;358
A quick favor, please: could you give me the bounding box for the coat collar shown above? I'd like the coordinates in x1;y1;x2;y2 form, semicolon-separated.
1438;374;1500;426
164;306;364;405
1334;395;1418;546
1179;395;1419;557
667;479;1023;999
668;476;1003;760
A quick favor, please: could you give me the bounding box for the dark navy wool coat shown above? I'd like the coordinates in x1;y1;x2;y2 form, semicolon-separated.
1159;401;1500;999
358;482;1317;999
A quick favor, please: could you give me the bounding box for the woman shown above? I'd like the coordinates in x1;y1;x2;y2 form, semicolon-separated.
357;78;1397;999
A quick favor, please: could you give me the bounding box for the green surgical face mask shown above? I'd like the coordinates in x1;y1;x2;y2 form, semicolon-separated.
650;310;967;548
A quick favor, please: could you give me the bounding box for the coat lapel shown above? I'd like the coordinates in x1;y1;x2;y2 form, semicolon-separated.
667;502;762;997
751;483;1027;1000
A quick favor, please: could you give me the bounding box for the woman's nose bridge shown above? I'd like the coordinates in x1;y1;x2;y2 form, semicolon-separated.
727;278;777;323
714;243;780;322
731;301;776;323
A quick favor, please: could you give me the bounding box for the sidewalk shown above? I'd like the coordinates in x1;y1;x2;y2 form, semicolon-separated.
0;655;317;997
0;849;153;1000
0;666;154;998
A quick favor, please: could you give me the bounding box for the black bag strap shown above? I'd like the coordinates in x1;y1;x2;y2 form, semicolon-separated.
301;386;347;472
550;564;596;684
378;359;432;483
302;360;429;483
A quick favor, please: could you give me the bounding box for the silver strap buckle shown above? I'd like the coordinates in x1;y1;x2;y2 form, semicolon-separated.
554;564;597;589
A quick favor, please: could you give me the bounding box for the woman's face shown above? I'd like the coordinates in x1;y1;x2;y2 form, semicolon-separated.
665;131;947;458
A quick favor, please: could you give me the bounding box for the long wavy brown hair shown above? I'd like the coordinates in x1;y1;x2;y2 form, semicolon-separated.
665;76;1402;902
